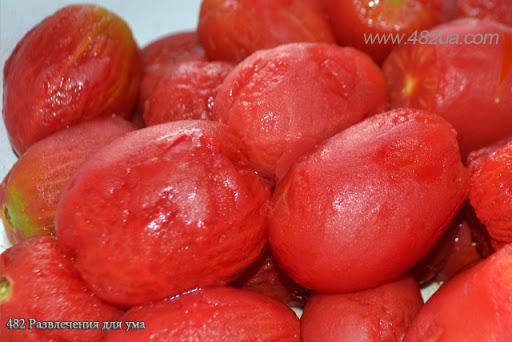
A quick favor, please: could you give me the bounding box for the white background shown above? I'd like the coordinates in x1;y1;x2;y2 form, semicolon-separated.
0;0;202;251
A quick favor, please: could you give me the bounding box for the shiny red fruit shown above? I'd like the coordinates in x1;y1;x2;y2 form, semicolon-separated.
323;0;441;63
1;117;135;244
105;287;299;341
0;236;121;342
406;244;512;340
213;43;387;179
469;139;512;246
143;61;233;126
384;19;512;157
56;121;271;306
138;31;206;113
457;0;512;26
269;109;467;293
232;249;307;307
198;0;335;62
301;277;423;342
3;4;141;155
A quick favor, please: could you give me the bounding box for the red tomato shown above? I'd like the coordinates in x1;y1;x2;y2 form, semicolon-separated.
1;117;135;244
406;244;512;340
301;277;423;342
3;5;141;155
143;61;233;125
198;0;335;62
56;121;271;306
139;31;206;112
384;18;512;157
323;0;441;63
469;139;512;246
0;237;121;342
457;0;512;26
269;109;467;293
213;43;387;179
105;287;300;341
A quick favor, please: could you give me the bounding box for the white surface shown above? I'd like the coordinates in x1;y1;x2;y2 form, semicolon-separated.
0;0;202;252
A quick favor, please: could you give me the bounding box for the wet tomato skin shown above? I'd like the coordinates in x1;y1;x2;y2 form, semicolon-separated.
198;0;335;62
56;121;271;307
3;4;142;155
269;109;468;293
323;0;440;64
105;287;300;342
0;236;122;342
213;43;387;180
143;61;233;126
469;139;512;246
384;19;512;157
1;117;135;244
406;243;512;340
301;277;423;342
138;31;206;113
457;0;512;26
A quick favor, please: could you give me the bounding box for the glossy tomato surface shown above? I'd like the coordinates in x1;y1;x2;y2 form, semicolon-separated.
56;121;271;306
301;277;423;342
139;31;206;113
323;0;442;63
198;0;335;62
143;61;233;125
213;43;387;179
105;287;300;342
469;139;512;245
1;117;135;244
406;244;512;340
384;18;512;157
269;109;467;293
3;4;141;155
0;237;121;342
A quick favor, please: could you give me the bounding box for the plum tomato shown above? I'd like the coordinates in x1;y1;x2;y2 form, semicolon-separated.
143;61;233;126
3;4;141;155
198;0;335;62
213;43;387;180
384;18;512;157
457;0;512;26
138;31;206;113
469;139;512;246
323;0;442;64
105;287;299;341
301;277;423;342
269;109;468;293
0;237;121;342
1;117;135;244
55;121;271;306
406;243;512;340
